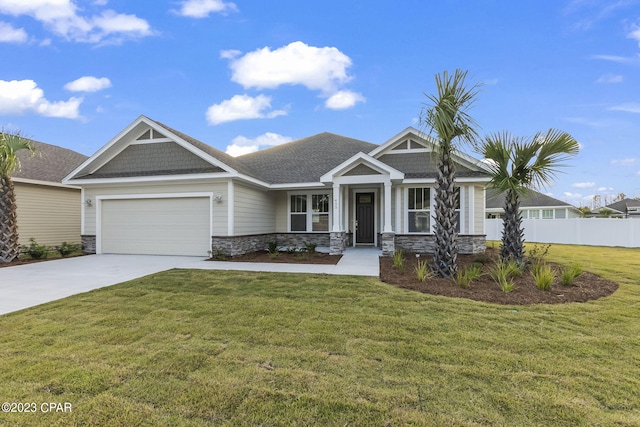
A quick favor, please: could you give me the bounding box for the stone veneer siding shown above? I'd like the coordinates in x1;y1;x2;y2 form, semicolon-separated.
394;234;486;255
81;235;96;254
212;233;330;256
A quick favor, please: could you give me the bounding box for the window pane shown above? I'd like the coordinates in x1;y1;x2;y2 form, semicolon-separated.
542;209;553;219
290;195;307;213
415;188;424;209
312;194;329;213
291;214;306;231
408;188;415;210
409;211;430;233
555;209;566;219
312;213;329;231
454;187;461;209
529;210;540;219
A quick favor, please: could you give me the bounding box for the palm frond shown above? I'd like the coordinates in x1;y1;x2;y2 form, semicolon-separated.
0;131;35;176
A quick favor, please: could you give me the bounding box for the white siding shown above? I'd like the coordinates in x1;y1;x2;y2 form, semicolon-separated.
474;186;485;234
233;183;275;235
274;191;288;232
15;182;81;246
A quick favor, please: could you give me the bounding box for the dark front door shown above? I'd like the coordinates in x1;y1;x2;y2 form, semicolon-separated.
356;193;375;244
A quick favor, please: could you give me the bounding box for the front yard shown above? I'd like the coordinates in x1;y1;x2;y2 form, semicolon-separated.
0;245;638;426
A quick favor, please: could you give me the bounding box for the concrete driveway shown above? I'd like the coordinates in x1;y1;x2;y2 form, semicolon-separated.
0;249;380;316
0;255;205;316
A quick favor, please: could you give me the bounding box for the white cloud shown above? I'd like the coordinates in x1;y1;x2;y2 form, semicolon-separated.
225;41;353;94
609;102;640;113
591;54;640;65
64;76;111;92
628;23;640;46
0;21;27;43
572;182;596;189
325;90;365;110
597;186;614;192
0;0;153;44
0;79;81;118
206;94;286;125
225;132;292;157
175;0;237;18
611;158;638;166
595;73;623;84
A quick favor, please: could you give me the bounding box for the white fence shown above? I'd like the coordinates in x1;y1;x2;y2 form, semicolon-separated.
485;218;640;248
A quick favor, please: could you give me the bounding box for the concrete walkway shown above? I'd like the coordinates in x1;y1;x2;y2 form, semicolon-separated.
0;248;381;316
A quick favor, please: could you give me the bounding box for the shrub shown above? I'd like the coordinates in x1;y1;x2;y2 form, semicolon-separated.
527;243;551;266
209;247;228;261
532;263;555;291
414;259;432;282
490;260;516;293
267;240;278;255
455;263;483;289
55;242;81;258
560;264;582;287
22;238;49;260
303;241;317;253
392;250;405;273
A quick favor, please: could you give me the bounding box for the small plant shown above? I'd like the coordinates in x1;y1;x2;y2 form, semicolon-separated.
532;263;555;291
414;259;432;282
267;240;278;255
392;250;405;273
455;263;483;289
472;253;491;265
560;264;582;287
490;260;516;293
303;241;317;253
55;242;81;258
209;247;228;261
22;238;49;260
528;243;551;266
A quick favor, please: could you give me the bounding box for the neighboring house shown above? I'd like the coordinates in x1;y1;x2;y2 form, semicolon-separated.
63;115;492;257
603;198;640;219
13;140;88;246
485;188;581;220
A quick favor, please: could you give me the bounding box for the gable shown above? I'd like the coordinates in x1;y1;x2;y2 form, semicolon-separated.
83;142;224;179
377;152;483;178
343;163;383;176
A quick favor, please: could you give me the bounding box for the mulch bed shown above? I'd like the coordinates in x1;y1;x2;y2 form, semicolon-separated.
211;250;342;265
380;247;618;305
0;255;84;269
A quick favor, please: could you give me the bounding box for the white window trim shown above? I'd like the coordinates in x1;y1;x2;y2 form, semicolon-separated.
404;186;465;234
287;190;333;233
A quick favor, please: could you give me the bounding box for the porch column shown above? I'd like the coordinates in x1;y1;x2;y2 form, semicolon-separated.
332;183;341;231
383;181;393;232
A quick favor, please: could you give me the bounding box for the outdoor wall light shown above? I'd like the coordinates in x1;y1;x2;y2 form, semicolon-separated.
85;198;93;207
213;195;223;203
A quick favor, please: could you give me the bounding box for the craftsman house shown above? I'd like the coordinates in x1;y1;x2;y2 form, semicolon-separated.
63;115;492;256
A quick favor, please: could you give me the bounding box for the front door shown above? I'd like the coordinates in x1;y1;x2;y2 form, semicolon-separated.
356;192;375;244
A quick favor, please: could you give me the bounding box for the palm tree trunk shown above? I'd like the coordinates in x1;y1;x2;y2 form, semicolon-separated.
500;189;525;264
432;151;458;278
0;174;20;263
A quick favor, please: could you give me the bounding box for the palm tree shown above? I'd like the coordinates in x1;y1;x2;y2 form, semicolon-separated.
1;131;35;263
481;129;579;264
420;69;482;278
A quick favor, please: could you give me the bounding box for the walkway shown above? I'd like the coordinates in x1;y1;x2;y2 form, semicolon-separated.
0;248;381;315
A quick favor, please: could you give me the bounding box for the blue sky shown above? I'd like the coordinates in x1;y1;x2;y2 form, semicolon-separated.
1;0;639;206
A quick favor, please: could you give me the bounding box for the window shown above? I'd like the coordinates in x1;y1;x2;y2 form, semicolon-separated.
529;209;540;219
408;187;431;233
555;209;566;219
542;209;554;219
289;193;330;232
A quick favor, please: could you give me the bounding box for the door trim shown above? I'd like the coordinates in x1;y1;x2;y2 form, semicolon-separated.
352;188;378;247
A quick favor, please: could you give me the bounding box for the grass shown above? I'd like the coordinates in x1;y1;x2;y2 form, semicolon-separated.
0;245;639;426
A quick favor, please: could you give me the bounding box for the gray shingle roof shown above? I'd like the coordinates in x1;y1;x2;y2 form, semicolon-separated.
486;188;574;209
377;152;489;179
14;140;88;183
606;198;640;214
237;132;378;184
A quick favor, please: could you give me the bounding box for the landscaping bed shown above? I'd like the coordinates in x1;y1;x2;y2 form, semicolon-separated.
212;250;342;265
380;246;618;305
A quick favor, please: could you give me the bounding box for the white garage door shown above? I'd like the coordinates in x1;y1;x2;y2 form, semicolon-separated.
100;197;211;256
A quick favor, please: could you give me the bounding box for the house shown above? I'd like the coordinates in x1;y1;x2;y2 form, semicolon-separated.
63;115;492;257
604;198;640;219
485;188;581;220
13;140;88;246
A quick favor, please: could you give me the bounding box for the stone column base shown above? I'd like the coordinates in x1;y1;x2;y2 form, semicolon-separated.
381;232;395;256
81;235;96;254
330;231;347;255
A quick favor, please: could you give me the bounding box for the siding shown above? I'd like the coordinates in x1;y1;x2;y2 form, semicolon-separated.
83;181;228;235
233;183;276;235
15;182;81;246
274;191;289;232
474;186;485;234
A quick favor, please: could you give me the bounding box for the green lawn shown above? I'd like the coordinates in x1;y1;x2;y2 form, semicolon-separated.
1;245;639;426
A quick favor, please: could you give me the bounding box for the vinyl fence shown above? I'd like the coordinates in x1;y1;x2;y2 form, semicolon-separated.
485;218;640;248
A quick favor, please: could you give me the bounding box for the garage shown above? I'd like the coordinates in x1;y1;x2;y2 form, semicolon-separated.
100;197;211;256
